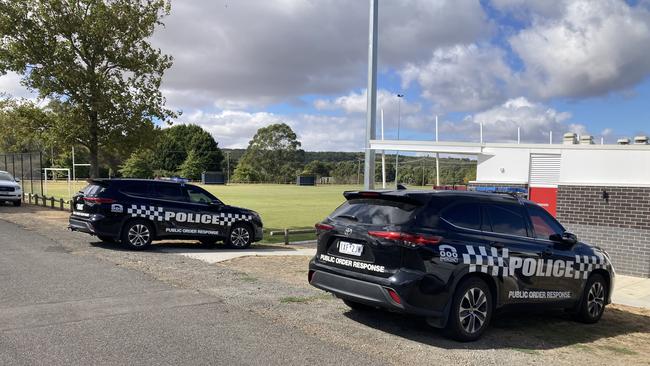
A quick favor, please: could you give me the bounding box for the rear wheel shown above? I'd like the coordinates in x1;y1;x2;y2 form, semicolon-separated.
13;200;21;207
574;273;607;323
227;223;252;249
444;277;493;342
121;220;153;250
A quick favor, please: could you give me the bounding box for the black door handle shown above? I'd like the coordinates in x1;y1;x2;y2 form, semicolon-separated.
542;248;553;257
489;242;504;249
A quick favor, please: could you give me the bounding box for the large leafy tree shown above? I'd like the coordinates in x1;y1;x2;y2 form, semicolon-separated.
153;124;223;176
234;123;304;183
0;0;175;177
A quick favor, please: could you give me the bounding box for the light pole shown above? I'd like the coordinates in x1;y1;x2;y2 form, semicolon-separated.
394;93;404;187
226;151;230;184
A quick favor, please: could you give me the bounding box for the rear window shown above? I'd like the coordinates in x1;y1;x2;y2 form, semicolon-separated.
81;184;106;196
152;183;185;201
442;203;481;230
329;199;418;225
484;204;528;237
120;183;151;197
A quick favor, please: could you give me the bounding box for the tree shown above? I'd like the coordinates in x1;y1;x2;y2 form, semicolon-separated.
0;98;53;153
234;123;304;183
120;148;155;178
0;0;175;177
302;160;332;178
179;149;207;180
154;124;223;175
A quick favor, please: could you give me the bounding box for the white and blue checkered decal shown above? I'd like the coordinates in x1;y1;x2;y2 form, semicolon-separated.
462;245;609;279
126;205;252;226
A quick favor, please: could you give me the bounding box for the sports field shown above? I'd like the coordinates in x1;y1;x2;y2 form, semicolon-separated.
40;181;419;230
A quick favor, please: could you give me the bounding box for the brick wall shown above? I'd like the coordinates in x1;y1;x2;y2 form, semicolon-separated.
557;185;650;277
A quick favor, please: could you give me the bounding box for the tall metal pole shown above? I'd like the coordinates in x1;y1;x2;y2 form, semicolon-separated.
395;93;404;187
381;108;386;189
226;151;230;184
363;0;378;190
435;115;440;187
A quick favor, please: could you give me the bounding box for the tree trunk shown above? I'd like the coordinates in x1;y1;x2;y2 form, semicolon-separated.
88;111;100;178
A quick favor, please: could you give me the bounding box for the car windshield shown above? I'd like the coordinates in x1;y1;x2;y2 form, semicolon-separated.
330;199;418;225
0;172;14;181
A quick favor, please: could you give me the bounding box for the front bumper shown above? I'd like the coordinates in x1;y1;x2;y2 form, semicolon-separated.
0;193;21;201
309;258;449;319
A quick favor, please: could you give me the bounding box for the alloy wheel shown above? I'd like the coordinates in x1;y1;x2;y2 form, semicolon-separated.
459;287;488;334
587;282;605;318
230;227;250;248
127;224;150;247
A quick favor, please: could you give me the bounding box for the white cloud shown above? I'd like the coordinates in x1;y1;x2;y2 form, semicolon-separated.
314;89;421;116
154;0;491;111
399;44;514;113
177;109;366;152
509;0;650;99
440;97;587;143
0;72;37;99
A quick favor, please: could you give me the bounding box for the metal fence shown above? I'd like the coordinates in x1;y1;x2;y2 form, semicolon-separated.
0;152;43;195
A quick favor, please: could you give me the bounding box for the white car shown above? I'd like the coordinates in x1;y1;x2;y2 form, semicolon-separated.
0;170;22;206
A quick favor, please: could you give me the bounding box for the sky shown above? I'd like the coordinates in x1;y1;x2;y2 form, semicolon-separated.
2;0;650;151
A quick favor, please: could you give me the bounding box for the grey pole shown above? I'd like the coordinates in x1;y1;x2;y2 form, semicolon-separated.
394;93;404;187
364;0;378;190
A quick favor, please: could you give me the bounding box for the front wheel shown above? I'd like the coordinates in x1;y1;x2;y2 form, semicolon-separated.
227;223;252;249
444;277;493;342
574;274;608;323
13;200;21;207
121;220;153;250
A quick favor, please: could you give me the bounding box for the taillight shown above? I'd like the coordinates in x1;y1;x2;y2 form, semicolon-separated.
315;222;334;231
83;197;115;204
386;288;402;304
368;231;442;246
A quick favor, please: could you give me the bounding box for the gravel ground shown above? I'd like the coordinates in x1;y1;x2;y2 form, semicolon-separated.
1;204;649;366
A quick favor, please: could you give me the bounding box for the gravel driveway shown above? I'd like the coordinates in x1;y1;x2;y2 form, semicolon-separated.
1;205;648;366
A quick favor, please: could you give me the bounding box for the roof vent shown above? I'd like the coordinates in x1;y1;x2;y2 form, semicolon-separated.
563;132;577;145
617;138;630;145
633;136;649;145
579;135;594;145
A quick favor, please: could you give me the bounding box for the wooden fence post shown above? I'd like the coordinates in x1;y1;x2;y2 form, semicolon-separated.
284;228;289;245
59;198;64;210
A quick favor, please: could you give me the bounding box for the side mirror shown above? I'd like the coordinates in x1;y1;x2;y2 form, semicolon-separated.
551;231;577;245
14;178;20;183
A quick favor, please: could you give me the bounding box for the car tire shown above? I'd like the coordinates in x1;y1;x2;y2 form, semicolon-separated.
342;299;375;311
574;273;608;324
13;200;21;207
98;235;117;243
444;277;493;342
227;223;253;249
121;220;153;250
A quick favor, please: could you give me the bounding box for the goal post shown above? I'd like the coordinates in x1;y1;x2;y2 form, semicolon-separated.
43;168;71;199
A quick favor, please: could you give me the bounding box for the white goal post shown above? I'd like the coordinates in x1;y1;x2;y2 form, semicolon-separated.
43;168;71;199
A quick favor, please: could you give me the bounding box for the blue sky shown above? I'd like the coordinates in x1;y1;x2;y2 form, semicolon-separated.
2;0;649;150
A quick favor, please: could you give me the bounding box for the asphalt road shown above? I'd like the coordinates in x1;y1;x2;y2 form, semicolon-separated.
0;219;383;366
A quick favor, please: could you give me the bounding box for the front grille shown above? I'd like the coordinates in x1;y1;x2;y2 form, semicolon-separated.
0;186;15;192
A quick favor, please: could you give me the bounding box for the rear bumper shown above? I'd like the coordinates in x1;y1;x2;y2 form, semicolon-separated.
309;259;448;320
68;214;118;238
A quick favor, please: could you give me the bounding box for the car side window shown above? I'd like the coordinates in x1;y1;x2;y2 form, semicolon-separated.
152;183;185;202
484;203;528;237
119;183;150;197
527;204;565;240
185;185;218;205
441;203;481;230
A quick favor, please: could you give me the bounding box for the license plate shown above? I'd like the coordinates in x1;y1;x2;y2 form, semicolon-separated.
76;203;84;211
339;241;363;256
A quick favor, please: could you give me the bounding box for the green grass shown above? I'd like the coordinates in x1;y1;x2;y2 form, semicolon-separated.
41;181;431;232
602;345;638;356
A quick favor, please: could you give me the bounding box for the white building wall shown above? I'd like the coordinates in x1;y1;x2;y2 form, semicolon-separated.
476;147;530;184
560;149;650;186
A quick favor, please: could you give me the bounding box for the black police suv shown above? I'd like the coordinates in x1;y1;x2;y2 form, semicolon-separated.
69;179;263;250
308;190;615;341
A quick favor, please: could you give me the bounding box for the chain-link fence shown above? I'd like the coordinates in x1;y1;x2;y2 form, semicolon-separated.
0;152;43;195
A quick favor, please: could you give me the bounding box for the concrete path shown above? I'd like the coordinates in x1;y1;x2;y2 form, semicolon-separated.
160;246;316;264
612;275;650;308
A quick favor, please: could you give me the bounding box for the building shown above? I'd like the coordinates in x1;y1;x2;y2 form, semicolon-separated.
370;135;650;278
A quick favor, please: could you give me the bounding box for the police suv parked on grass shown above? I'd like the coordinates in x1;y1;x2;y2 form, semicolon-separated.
309;189;615;341
69;179;263;249
0;170;22;206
